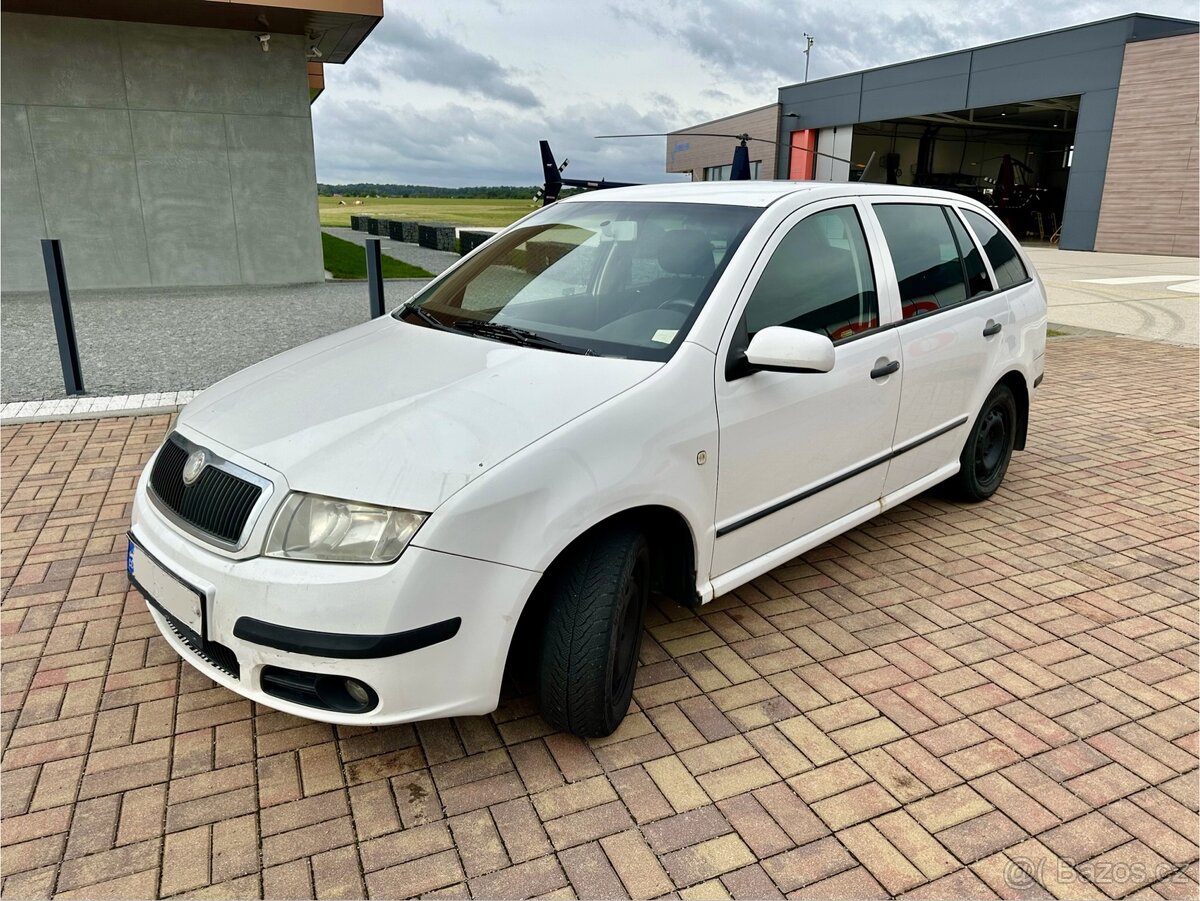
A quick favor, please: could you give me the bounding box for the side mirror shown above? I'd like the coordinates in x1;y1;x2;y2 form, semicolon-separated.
745;326;835;373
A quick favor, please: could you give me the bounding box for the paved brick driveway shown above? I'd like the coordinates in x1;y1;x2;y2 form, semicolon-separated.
2;336;1197;900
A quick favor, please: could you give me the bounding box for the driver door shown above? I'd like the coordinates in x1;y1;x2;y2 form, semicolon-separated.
712;200;903;579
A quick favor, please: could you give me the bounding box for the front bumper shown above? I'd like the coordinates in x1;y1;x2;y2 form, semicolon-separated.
130;482;540;726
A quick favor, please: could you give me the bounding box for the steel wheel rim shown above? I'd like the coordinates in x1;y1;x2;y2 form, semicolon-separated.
611;557;646;704
974;406;1009;481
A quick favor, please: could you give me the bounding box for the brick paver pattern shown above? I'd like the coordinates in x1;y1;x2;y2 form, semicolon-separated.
1;336;1197;900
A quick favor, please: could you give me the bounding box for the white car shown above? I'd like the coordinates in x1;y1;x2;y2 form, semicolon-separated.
129;182;1046;736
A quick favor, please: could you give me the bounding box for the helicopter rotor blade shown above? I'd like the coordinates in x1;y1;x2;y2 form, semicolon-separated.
595;132;751;140
787;146;872;169
594;132;870;170
595;132;784;146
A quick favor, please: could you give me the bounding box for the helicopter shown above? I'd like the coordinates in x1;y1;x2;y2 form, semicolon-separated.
536;140;638;205
537;133;872;206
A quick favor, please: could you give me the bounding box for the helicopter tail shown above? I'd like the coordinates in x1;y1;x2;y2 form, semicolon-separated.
540;140;563;204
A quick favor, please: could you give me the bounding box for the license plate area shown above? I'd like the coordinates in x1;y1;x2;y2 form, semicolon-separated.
128;535;206;640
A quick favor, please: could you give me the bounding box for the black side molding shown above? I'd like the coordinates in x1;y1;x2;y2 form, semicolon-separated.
716;415;970;537
234;616;461;659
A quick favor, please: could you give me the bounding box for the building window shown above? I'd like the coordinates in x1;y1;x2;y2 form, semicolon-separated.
704;161;762;181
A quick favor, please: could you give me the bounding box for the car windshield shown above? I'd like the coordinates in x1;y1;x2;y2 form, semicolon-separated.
396;200;762;360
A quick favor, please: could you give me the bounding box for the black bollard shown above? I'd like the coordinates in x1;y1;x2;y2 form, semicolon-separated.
365;238;384;319
40;239;84;396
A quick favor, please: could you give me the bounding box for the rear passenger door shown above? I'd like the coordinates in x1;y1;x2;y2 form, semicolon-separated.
867;201;1015;497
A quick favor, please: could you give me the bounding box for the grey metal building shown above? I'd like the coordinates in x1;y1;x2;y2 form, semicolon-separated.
669;14;1199;255
0;1;382;292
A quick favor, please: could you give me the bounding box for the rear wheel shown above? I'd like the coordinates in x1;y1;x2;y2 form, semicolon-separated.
538;526;649;737
948;383;1017;502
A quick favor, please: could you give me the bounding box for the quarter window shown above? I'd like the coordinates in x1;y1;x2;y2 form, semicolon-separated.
742;206;879;341
963;210;1029;290
874;204;969;319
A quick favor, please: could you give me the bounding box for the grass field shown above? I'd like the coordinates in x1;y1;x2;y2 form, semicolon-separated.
319;196;534;228
321;233;433;279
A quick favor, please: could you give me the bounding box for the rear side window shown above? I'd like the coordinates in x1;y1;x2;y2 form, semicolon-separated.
873;204;968;319
947;210;992;297
963;210;1029;290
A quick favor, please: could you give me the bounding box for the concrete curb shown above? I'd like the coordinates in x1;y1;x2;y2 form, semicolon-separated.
1;391;199;425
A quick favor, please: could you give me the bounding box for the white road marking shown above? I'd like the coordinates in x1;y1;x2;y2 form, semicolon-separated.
1078;275;1198;285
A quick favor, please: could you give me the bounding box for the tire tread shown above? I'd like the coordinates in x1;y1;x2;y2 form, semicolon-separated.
538;526;646;737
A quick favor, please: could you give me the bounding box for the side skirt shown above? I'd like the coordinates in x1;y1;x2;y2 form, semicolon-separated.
699;461;960;603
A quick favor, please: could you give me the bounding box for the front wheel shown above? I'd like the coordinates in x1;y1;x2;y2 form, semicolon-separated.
538;526;650;737
948;383;1017;502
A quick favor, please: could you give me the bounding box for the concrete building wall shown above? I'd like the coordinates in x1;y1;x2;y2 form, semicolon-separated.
774;14;1198;252
0;12;324;291
1095;33;1199;256
666;105;779;181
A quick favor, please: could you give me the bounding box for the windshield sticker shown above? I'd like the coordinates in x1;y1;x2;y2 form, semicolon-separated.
651;329;678;344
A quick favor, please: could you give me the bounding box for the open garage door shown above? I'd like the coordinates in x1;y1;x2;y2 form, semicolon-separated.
851;96;1079;242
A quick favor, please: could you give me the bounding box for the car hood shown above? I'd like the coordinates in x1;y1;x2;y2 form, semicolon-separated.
179;317;659;512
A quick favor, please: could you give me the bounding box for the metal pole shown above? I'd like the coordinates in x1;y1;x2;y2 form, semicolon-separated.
803;34;814;83
40;239;84;396
365;238;384;318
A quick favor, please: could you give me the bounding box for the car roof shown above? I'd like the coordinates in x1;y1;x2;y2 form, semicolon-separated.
556;180;984;209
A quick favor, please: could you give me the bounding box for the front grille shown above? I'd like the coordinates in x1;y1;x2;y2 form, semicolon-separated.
149;597;240;680
149;435;263;546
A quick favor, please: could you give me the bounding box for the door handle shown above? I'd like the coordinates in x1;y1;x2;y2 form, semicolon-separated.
983;321;1002;337
870;360;900;380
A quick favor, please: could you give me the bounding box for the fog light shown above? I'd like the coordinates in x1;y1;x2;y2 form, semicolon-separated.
261;667;379;714
311;673;379;713
344;679;370;706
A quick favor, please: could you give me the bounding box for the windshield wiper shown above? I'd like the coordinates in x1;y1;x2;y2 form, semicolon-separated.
398;302;453;331
451;320;596;355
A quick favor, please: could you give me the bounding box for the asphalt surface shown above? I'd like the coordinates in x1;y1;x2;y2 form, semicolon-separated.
1026;246;1198;345
0;280;430;403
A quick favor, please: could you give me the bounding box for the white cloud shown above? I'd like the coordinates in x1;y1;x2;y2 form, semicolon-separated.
313;0;1198;187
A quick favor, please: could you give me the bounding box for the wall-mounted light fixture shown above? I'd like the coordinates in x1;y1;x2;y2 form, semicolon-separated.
256;14;271;53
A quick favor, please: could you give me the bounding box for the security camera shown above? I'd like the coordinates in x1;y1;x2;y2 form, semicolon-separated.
257;32;271;52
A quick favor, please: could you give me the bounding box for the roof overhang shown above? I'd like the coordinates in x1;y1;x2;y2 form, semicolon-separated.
0;0;383;64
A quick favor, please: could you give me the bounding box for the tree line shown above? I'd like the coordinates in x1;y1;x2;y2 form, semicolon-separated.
318;184;542;199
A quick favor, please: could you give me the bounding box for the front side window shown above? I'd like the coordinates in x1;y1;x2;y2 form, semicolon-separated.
874;203;970;319
741;206;879;342
963;210;1029;290
398;201;761;361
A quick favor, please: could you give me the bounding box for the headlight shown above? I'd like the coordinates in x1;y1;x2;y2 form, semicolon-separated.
264;493;426;564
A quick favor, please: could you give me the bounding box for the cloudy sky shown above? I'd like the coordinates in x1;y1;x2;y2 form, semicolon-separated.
312;0;1196;187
